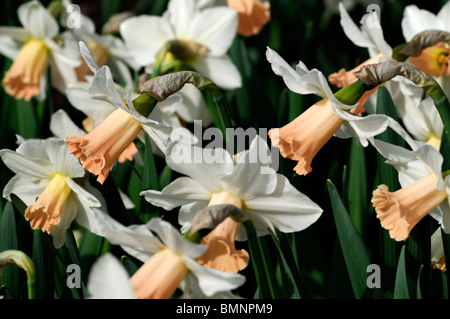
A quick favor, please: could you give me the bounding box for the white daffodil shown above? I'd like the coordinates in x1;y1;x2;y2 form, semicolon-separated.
330;4;444;148
0;0;80;101
119;0;240;127
328;2;395;114
0;138;110;248
141;132;323;272
65;41;172;184
393;91;444;151
49;109;136;211
87;217;246;299
120;0;241;90
401;2;450;97
401;2;450;42
265;47;416;176
60;0;135;89
371;139;450;242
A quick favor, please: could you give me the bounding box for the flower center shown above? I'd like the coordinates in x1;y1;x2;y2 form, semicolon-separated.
2;38;49;101
130;249;188;299
208;191;244;210
25;174;72;234
426;135;442;151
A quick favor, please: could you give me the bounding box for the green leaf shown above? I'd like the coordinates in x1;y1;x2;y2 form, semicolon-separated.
269;230;302;299
242;219;277;299
32;230;55;299
347;138;368;238
158;165;172;189
327;180;371;298
375;85;403;298
121;255;140;277
0;201;19;298
393;245;410;299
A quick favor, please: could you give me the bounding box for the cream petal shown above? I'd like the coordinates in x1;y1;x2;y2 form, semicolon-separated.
188;6;237;56
2;175;47;204
140;176;210;211
401;5;445;41
183;257;246;297
87;253;136;299
120;15;174;68
339;3;375;49
18;1;58;39
65;83;116;128
50;109;86;140
147;218;208;258
193;54;242;90
245;174;323;233
165;142;234;192
0;149;53;180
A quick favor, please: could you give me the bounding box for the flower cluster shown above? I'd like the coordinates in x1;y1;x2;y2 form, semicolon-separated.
0;0;449;300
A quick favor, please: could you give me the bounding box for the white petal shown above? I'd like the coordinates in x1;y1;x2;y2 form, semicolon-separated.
2;175;47;204
141;177;210;211
188;7;237;56
166;0;197;37
401;5;445;41
266;47;336;101
245;174;323;233
159;84;207;123
220;136;278;198
50;109;85;139
178;201;209;233
88;65;125;108
430;228;445;265
140;121;172;155
87;253;136;299
183;257;246;297
335;107;419;149
0;149;53;180
79;41;99;73
18;1;58;39
339;3;374;49
45;140;85;178
438;1;450;30
415;144;445;189
165;142;234;192
193;54;242;90
65;82;116;128
147;218;208;258
120;15;174;68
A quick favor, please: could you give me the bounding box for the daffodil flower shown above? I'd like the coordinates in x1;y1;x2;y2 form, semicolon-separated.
371;139;450;242
119;0;241;127
0;138;110;248
49;109;136;211
0;0;80;101
266;47;416;176
60;0;135;89
401;2;450;96
328;3;394;114
330;3;445;148
87;217;246;299
120;0;241;90
65;41;172;184
393;92;443;150
141;133;323;272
